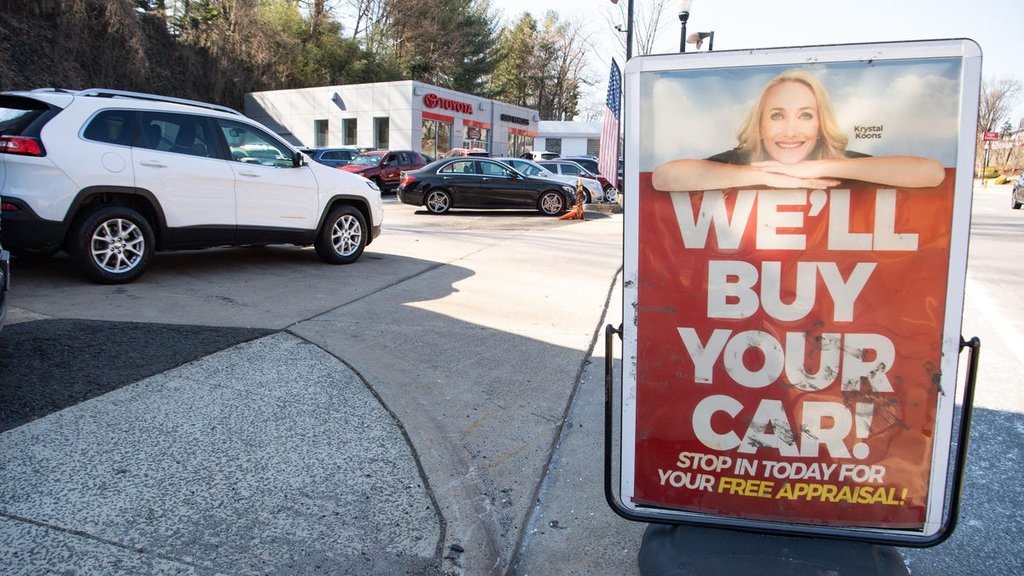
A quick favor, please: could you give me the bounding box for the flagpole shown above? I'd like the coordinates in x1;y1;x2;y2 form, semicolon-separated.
626;0;634;60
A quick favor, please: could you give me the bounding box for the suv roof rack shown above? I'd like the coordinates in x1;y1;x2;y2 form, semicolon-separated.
76;88;242;116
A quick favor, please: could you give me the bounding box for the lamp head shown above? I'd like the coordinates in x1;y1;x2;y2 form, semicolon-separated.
686;31;713;49
678;0;693;16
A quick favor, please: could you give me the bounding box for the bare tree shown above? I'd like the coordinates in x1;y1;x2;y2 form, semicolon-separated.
978;77;1021;133
342;0;390;47
975;78;1023;176
605;0;670;59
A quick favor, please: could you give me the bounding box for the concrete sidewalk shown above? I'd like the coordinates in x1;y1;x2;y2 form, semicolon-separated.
0;332;441;574
511;269;648;575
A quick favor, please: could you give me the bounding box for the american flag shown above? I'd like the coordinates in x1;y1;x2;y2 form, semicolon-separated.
598;59;622;189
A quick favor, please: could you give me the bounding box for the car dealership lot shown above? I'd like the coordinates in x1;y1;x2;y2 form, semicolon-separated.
0;198;631;575
2;188;1023;575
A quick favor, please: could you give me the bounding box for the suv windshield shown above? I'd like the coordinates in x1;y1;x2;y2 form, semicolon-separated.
349;154;383;167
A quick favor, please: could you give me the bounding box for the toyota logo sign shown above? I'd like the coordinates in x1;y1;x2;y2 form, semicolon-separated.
424;93;474;115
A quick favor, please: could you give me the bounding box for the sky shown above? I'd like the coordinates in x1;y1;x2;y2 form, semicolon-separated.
491;0;1024;122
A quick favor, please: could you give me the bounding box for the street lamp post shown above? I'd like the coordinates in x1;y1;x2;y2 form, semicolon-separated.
610;0;635;60
678;0;693;52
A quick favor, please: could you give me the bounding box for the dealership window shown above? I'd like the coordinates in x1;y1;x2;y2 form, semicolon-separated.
342;118;357;146
422;118;452;159
374;117;389;150
586;138;600;156
463;125;489;152
546;138;562;155
508;133;534;158
314;119;328;147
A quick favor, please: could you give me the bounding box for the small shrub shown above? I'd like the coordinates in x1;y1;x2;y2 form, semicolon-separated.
983;167;1001;179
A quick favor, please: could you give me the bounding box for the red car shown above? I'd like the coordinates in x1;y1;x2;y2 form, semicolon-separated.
339;150;428;192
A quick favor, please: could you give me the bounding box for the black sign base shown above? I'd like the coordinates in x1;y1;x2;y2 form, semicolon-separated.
638;523;909;576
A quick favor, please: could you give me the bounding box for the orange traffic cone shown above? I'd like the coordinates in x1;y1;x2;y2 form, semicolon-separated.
559;178;587;220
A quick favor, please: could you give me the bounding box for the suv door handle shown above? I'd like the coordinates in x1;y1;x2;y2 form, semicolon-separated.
139;160;167;168
237;170;261;178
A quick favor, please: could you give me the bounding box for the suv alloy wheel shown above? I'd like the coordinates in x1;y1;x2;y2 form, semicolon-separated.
72;205;155;284
315;205;367;264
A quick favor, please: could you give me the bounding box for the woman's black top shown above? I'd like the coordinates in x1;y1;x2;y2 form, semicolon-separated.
706;148;870;164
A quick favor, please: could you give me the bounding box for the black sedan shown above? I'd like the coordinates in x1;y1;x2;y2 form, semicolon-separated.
397;158;577;216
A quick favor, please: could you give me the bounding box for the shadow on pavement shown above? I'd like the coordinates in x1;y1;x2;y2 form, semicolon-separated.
0;319;272;432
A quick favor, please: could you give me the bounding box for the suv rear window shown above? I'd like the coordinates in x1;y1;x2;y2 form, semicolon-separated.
0;95;55;138
321;150;354;161
83;110;135;146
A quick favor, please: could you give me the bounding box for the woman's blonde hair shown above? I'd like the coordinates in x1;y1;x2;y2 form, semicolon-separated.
736;69;848;162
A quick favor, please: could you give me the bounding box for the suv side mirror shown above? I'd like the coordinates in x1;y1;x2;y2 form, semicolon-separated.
293;151;306;167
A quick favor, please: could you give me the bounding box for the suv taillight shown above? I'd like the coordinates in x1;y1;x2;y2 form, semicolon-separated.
0;136;44;156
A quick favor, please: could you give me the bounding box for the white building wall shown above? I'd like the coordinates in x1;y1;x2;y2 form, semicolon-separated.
535;120;602;157
245;81;538;156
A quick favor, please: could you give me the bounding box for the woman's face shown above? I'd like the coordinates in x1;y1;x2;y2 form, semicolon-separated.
759;81;820;164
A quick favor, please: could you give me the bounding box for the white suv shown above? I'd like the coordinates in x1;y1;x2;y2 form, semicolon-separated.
0;88;383;283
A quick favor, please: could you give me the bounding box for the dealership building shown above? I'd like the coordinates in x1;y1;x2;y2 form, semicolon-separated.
245;80;545;158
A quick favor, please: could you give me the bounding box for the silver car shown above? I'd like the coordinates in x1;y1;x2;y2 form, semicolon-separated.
492;157;603;204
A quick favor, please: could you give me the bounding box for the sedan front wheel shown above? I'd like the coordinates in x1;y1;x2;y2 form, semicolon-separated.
538;191;566;216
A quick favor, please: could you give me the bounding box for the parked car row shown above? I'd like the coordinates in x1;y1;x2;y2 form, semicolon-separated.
0;88;383;284
0;87;618;286
493;157;604;203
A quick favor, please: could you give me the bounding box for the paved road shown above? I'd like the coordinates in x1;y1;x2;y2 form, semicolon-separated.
895;182;1024;575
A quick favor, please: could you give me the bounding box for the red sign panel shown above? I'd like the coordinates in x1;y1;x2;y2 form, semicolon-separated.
634;175;952;529
983;131;999;141
618;40;981;544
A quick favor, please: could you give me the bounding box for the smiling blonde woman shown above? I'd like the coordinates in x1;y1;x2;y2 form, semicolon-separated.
651;69;946;192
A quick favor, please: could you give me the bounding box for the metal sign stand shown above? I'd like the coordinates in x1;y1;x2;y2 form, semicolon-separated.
604;325;981;573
